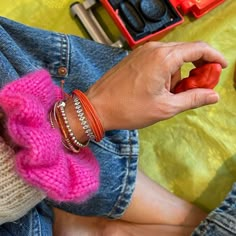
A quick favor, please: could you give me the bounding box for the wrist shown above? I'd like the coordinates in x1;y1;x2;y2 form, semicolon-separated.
50;97;89;145
50;88;106;151
85;89;111;132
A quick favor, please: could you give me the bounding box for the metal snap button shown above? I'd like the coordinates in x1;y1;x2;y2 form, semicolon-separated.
58;66;68;76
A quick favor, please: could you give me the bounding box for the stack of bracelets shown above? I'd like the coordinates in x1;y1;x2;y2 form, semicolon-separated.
49;89;104;153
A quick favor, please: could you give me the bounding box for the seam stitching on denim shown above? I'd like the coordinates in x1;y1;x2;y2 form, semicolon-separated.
107;131;134;218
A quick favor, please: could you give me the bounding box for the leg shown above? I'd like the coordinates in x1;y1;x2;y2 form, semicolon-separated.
53;169;207;236
53;208;195;236
121;170;207;226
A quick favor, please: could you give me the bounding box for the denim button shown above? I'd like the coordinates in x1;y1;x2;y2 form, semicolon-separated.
57;66;67;76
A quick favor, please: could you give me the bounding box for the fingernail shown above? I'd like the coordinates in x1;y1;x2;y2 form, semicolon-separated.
207;93;220;104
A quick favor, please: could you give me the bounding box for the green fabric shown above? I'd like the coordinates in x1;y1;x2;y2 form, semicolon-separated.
1;0;235;212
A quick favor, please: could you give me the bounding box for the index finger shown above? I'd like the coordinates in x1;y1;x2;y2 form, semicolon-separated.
174;41;228;69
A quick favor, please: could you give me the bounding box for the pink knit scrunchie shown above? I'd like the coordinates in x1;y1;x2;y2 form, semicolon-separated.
0;70;99;203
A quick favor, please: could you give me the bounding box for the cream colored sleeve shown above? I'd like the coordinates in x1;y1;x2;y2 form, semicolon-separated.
0;137;45;225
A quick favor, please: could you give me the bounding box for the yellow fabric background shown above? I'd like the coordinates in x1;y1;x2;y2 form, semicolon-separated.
0;0;235;212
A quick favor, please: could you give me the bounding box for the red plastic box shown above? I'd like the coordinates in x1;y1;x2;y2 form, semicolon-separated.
100;0;225;48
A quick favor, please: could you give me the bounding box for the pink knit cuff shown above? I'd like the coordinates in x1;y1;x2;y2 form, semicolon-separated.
0;70;99;203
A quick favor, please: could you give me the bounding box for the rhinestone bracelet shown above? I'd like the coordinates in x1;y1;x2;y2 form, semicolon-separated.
73;89;104;142
73;95;95;141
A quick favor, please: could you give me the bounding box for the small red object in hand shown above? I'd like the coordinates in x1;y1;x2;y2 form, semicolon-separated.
173;63;222;94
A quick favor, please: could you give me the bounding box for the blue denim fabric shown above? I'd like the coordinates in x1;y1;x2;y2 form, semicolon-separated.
192;183;236;235
0;202;53;236
0;16;138;235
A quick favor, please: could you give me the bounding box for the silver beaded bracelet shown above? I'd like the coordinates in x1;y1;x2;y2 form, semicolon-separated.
57;101;89;149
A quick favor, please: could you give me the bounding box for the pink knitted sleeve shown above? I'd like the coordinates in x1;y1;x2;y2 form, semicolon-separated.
0;70;99;203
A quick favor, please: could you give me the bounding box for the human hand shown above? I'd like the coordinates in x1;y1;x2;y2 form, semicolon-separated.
86;41;227;131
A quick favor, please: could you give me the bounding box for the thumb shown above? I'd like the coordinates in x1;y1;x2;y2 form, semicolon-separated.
172;89;220;113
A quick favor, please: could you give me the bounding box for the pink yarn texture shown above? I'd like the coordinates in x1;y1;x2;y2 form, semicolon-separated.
0;70;99;202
